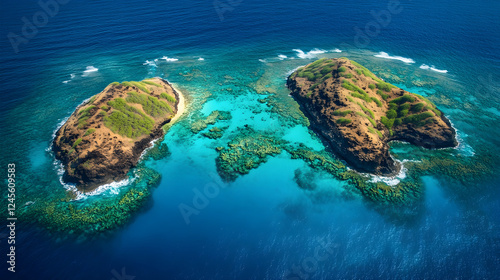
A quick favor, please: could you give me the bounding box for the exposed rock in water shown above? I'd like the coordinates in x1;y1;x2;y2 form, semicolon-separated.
287;58;457;175
53;78;183;191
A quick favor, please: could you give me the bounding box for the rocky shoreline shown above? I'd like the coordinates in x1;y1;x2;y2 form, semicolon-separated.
53;78;184;191
287;58;457;175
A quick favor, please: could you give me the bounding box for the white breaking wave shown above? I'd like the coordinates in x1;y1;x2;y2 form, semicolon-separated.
454;133;475;156
293;48;328;59
47;117;69;150
143;60;158;67
278;54;288;60
82;66;99;77
258;59;267;63
83;66;98;73
449;120;475;156
419;64;448;73
285;65;307;79
139;137;162;160
63;73;76;84
54;158;134;201
80;178;132;198
161;56;179;62
198;57;205;61
374;52;415;64
331;48;342;53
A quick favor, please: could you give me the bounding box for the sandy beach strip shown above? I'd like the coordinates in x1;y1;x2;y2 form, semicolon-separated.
170;83;186;125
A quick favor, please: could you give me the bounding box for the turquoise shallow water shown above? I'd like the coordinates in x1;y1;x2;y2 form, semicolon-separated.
1;0;499;279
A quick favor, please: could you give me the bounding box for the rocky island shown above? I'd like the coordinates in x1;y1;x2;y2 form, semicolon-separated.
53;78;184;191
287;58;457;175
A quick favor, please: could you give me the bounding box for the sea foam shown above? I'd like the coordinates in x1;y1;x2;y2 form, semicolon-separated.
449;120;475;156
285;65;307;79
55;159;134;200
365;159;418;186
419;64;448;73
48;117;70;147
82;66;99;77
374;52;415;64
53;155;136;200
62;73;76;84
143;60;158;67
293;48;328;59
161;56;179;62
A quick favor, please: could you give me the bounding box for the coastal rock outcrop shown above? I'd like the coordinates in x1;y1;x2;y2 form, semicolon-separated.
287;58;457;175
53;78;183;191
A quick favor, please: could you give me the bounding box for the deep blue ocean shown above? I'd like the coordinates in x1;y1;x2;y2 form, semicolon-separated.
1;0;499;279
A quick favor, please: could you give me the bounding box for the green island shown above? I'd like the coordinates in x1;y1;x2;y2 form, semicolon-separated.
288;58;457;175
52;77;184;191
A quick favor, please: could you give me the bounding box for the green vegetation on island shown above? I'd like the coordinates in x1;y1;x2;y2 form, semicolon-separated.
336;118;352;125
126;91;173;117
105;98;155;138
288;57;457;176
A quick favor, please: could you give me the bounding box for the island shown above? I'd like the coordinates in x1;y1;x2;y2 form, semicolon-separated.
287;58;457;175
53;78;184;191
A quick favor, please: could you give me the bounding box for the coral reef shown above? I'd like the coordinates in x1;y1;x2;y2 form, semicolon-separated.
215;127;286;181
214;128;422;204
20;164;161;235
202;126;228;139
190;110;232;133
53;78;181;191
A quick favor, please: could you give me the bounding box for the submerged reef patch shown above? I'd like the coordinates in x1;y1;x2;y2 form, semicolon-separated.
214;127;423;204
214;122;495;206
215;127;286;181
20;163;161;235
190;110;232;134
202;126;228;139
